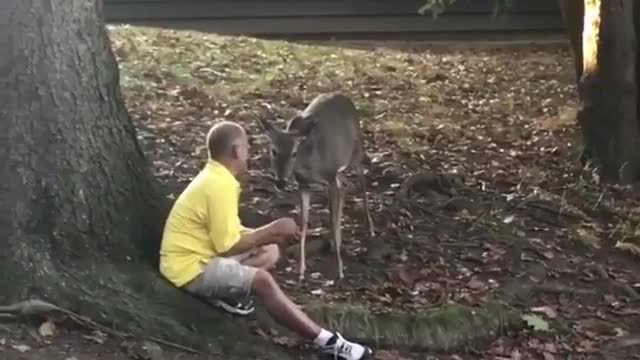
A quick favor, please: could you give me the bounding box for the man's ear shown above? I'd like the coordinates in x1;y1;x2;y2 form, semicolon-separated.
229;140;242;160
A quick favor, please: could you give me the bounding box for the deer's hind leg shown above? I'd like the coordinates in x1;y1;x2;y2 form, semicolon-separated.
352;143;375;236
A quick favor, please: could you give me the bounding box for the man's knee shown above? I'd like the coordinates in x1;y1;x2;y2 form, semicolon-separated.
252;268;277;296
263;244;280;268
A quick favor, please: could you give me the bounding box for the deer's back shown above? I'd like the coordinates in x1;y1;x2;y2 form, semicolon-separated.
291;93;362;185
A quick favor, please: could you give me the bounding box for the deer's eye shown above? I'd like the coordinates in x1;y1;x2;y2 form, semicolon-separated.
291;150;298;157
270;148;278;156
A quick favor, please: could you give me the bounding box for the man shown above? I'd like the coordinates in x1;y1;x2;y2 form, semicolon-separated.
159;121;372;360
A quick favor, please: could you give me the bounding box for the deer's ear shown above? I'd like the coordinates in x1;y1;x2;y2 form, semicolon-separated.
289;114;318;137
256;117;274;132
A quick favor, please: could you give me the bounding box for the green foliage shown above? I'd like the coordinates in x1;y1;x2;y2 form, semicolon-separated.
418;0;514;18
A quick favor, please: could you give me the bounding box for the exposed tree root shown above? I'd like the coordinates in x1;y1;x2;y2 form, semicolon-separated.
304;302;522;351
0;299;62;316
0;243;291;360
0;299;206;355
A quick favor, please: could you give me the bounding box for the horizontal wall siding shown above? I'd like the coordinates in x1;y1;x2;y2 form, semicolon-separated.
104;0;563;36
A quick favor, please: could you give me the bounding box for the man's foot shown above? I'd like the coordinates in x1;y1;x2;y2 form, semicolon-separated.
212;297;255;316
318;332;372;360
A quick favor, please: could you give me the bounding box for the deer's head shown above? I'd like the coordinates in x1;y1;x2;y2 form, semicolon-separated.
256;114;315;189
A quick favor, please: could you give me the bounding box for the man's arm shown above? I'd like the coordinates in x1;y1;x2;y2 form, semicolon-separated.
217;223;277;257
205;180;300;256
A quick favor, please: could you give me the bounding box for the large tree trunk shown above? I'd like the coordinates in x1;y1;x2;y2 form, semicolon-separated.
0;1;287;358
560;0;640;182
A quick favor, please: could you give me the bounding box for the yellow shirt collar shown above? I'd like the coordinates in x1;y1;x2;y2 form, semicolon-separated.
206;159;240;189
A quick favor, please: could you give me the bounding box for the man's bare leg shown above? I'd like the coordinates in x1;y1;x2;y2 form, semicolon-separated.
241;244;280;270
250;268;372;359
252;268;320;339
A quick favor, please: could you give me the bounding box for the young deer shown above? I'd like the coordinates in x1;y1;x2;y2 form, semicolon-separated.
257;93;375;280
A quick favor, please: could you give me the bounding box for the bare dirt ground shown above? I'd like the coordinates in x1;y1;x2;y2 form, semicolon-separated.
3;26;640;360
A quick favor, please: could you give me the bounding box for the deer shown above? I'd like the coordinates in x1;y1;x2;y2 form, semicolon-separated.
256;92;375;280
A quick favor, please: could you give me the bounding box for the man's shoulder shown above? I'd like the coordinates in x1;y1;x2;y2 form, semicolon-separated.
187;167;236;196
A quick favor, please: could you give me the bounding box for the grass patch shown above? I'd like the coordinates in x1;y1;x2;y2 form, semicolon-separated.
108;25;489;151
109;25;575;157
306;302;522;351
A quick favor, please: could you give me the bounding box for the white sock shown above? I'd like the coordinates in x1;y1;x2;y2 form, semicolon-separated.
313;329;334;346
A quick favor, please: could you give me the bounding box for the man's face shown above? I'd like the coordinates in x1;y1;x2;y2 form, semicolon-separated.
234;131;250;175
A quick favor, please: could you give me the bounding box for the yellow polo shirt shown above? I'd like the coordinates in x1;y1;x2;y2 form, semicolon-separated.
159;159;244;287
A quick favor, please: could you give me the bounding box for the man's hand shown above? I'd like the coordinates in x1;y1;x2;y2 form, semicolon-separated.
271;217;301;241
223;218;297;256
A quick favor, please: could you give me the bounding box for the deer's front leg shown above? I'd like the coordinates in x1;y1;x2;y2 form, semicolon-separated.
299;189;311;281
329;176;345;279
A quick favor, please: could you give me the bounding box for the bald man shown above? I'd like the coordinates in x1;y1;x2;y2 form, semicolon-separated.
159;121;372;360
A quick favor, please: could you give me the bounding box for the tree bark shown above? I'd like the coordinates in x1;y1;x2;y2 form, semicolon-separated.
0;1;289;358
560;0;640;181
576;0;640;181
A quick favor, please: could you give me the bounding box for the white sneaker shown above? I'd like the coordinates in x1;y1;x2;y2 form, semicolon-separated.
318;332;372;360
212;297;255;316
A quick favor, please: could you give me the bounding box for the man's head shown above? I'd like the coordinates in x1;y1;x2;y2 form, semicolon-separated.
206;121;250;176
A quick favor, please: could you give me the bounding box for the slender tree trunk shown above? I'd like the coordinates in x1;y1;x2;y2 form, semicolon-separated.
0;1;288;357
560;0;640;182
558;0;584;82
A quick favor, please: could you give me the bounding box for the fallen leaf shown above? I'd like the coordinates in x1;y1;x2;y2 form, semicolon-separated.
528;337;542;348
531;305;557;319
615;327;628;337
11;344;31;353
397;268;416;286
273;336;297;348
38;320;56;337
577;339;594;352
467;279;485;290
503;214;516;224
251;325;268;338
143;340;165;360
522;314;550;331
544;343;558;353
576;228;601;249
510;348;522;360
615;241;640;256
310;289;324;295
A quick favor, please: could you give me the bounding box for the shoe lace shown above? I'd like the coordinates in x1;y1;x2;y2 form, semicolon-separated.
332;335;353;359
